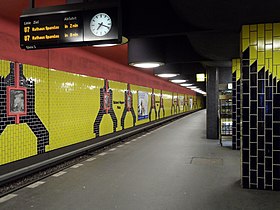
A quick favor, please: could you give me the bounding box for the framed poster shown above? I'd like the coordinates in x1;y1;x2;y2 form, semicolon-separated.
7;87;27;116
138;91;148;120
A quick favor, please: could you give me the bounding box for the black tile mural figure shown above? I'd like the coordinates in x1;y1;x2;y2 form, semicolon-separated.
171;93;179;115
184;96;188;112
121;83;136;129
149;88;157;121
94;79;117;137
0;62;49;154
158;90;165;118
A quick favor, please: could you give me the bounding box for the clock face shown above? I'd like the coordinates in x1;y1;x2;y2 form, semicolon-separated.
90;13;112;36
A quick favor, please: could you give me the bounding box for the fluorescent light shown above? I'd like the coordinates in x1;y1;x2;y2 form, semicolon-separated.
180;83;193;87
188;86;197;89
93;43;118;47
192;88;206;95
130;62;164;68
156;73;179;78
93;36;128;47
170;79;187;83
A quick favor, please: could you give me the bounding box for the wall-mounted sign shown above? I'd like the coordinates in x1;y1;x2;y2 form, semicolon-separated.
20;3;121;50
196;73;205;82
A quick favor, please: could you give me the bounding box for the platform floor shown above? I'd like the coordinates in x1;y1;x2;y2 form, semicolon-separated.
1;110;280;210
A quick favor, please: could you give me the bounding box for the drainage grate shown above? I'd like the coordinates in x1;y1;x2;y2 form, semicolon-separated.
190;157;223;166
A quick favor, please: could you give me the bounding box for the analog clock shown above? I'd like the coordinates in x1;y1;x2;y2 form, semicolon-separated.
90;13;112;36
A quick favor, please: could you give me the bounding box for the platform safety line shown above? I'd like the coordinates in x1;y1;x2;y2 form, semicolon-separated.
124;142;131;145
70;163;84;169
109;148;117;152
0;193;18;203
26;181;45;189
117;145;124;148
52;171;67;177
86;157;97;162
131;139;137;142
98;152;107;156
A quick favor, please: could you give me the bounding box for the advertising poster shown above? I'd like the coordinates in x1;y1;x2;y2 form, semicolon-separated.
179;96;184;111
138;91;149;120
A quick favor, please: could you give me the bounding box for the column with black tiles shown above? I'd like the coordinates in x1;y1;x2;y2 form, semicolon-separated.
273;70;280;190
265;24;273;190
241;22;280;191
272;23;280;190
232;59;241;150
236;75;241;150
265;70;273;190
232;60;237;150
250;61;258;189
257;66;265;190
241;47;250;188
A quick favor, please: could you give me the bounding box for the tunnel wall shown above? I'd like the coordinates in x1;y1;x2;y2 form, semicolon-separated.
240;23;280;190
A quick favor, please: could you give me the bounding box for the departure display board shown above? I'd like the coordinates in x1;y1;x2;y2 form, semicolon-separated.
20;6;120;50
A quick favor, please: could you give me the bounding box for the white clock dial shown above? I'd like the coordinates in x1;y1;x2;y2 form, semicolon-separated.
90;13;112;36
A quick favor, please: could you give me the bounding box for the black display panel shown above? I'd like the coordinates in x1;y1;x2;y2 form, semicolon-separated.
20;6;120;50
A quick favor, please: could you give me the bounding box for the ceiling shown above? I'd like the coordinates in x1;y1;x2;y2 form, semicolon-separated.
1;0;280;92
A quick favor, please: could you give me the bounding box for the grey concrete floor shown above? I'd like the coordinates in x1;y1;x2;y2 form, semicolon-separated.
1;110;280;210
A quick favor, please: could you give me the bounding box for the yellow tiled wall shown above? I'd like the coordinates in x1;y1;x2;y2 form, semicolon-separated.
0;60;203;166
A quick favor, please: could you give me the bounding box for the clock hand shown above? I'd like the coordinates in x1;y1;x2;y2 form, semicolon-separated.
97;22;103;30
102;25;110;29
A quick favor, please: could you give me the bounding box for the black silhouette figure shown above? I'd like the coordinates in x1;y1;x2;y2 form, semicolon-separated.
0;62;49;154
149;89;157;121
121;84;136;129
93;79;117;137
157;90;165;118
171;93;179;115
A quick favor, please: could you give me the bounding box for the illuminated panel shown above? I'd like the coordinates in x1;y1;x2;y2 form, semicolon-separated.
20;4;120;50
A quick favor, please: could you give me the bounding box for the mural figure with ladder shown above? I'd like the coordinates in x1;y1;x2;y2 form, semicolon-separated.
149;88;157;121
93;79;117;137
0;62;49;154
171;93;179;115
121;83;136;129
157;90;165;118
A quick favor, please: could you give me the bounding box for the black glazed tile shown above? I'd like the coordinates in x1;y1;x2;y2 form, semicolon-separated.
250;88;257;100
250;73;257;86
258;151;265;164
265;158;272;170
273;137;280;150
266;130;273;143
265;172;272;185
242;163;249;176
250;101;257;114
250;170;257;183
242;135;249;149
258;178;265;190
258;136;265;150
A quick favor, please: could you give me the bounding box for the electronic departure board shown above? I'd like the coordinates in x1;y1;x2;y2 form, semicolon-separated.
20;5;121;50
